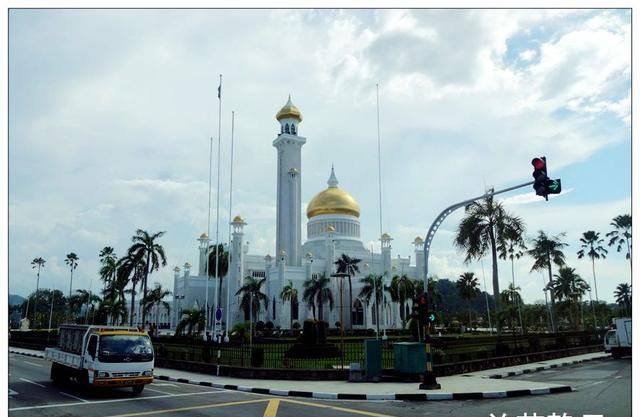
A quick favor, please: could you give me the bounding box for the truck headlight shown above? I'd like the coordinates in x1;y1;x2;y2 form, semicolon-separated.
142;370;153;376
97;371;109;378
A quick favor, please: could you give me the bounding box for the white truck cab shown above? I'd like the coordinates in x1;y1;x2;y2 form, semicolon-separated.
45;325;154;394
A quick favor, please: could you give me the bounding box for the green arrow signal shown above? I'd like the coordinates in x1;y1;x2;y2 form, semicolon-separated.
549;180;559;191
428;313;436;322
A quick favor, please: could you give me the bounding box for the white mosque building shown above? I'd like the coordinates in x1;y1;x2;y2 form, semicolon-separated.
170;97;426;335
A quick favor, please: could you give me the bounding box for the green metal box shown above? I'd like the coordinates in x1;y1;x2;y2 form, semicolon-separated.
393;342;425;374
364;339;382;379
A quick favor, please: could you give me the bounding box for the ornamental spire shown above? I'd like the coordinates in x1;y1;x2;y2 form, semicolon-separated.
328;165;339;188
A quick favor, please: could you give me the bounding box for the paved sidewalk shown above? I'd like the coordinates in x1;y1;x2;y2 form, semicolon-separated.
9;346;603;401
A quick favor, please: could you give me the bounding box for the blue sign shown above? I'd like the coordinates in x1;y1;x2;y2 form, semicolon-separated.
215;308;223;322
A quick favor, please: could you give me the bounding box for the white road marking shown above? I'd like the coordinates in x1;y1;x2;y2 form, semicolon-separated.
59;392;89;402
19;378;46;388
9;389;230;412
153;383;178;387
144;387;172;395
24;361;44;368
9;389;19;396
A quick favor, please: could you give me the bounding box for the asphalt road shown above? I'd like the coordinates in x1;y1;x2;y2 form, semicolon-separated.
9;353;631;417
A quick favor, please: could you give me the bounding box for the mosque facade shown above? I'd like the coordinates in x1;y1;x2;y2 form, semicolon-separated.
170;98;426;336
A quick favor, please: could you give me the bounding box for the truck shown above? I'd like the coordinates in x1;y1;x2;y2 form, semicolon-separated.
44;325;154;394
606;318;632;359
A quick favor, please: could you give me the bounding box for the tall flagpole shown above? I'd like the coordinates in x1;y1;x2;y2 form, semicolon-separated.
224;110;235;343
214;74;222;341
204;136;213;339
376;83;388;340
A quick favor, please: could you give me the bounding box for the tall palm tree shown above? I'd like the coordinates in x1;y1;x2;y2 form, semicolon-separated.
279;280;298;329
30;257;46;328
207;243;229;308
75;289;101;324
334;253;361;329
454;195;525;335
614;283;632;316
359;274;388;335
456;272;481;327
127;229;167;325
606;214;632;273
552;266;589;330
527;231;568;333
141;283;172;328
99;296;128;326
117;254;146;326
577;230;608;302
98;247;118;289
389;274;414;325
302;274;334;322
64;253;79;321
236;276;268;324
498;229;526;332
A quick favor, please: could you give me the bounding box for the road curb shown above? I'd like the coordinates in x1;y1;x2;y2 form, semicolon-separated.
7;349;574;401
152;374;573;401
486;355;609;379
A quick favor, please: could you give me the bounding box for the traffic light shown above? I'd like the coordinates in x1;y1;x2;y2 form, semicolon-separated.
417;292;429;326
531;156;562;199
531;157;548;197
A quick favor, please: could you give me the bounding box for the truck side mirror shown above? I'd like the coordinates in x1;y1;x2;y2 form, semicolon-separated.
87;335;97;360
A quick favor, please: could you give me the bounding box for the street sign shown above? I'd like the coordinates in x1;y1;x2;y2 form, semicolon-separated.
215;308;223;322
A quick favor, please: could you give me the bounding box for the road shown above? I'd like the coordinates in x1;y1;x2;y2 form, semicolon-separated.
9;353;630;417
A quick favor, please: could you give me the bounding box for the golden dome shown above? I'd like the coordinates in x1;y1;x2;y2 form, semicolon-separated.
381;233;392;240
199;232;208;239
232;215;245;223
276;95;302;122
413;236;424;244
307;168;360;219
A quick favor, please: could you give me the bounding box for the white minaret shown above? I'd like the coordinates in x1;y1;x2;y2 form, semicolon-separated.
228;216;247;330
413;236;424;278
197;233;210;276
273;96;305;266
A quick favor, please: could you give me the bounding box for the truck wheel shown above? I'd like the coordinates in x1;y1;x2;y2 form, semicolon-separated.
132;385;144;395
50;363;62;383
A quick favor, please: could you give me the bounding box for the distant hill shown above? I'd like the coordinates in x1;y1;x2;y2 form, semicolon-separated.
9;294;25;305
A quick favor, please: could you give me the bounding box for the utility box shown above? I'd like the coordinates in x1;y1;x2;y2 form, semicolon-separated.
364;339;382;381
394;342;425;374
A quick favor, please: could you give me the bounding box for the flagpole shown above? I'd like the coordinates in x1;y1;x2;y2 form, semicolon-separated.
224;110;235;343
376;83;388;341
214;73;222;341
204;136;213;339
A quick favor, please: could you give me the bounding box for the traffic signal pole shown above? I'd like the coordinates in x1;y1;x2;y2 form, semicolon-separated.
422;180;534;289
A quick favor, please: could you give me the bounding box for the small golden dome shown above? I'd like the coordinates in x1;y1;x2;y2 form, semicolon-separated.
276;95;302;122
233;215;245;223
413;236;424;244
307;167;360;219
199;232;208;239
381;233;392;240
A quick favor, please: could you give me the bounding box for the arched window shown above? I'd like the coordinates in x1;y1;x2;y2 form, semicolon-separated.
291;124;296;135
352;299;364;326
285;124;290;134
272;298;276;319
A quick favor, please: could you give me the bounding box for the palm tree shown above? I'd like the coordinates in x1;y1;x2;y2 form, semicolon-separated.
75;289;101;324
176;308;205;336
527;231;568;332
141;283;172;329
456;272;481;327
614;283;632;316
359;274;388;335
454;195;525;334
64;253;79;321
207;243;229;308
500;284;522;330
99;247;118;289
552;266;589;330
117;254;146;326
334;254;361;329
302;274;334;322
389;274;414;326
127;229;167;325
606;214;632;273
236;276;268;324
99;296;128;326
30;257;46;328
577;230;608;303
498;229;527;333
279;280;298;329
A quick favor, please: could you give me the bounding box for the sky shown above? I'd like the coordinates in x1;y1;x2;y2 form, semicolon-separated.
6;8;633;305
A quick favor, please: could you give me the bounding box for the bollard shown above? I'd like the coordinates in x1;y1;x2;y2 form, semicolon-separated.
419;341;441;390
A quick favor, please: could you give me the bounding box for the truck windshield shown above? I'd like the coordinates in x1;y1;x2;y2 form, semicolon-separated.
98;335;153;363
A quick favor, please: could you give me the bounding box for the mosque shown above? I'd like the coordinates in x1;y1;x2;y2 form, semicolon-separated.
170;97;425;335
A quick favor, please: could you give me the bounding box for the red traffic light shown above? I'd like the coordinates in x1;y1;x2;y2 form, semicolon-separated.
531;158;546;170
